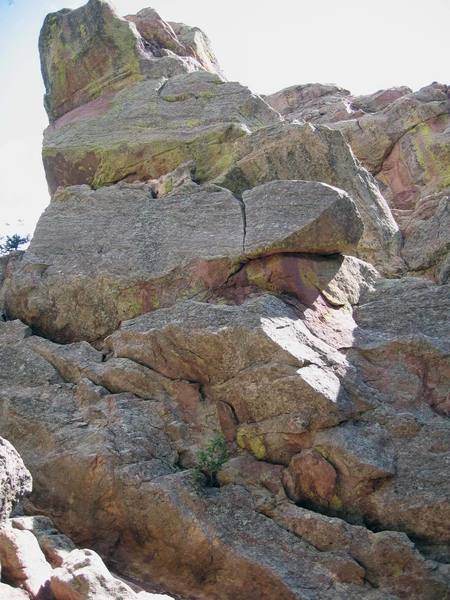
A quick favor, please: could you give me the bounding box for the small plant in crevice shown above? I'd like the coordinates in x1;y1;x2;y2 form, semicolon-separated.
193;435;229;488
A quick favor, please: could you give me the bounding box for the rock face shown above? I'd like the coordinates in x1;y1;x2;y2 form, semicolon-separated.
0;2;449;600
39;0;223;122
3;179;362;342
37;0;401;274
265;81;450;280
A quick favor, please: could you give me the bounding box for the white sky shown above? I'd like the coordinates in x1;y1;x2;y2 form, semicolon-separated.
0;0;449;238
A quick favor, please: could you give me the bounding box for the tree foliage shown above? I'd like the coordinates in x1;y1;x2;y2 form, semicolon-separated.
0;234;29;255
193;435;229;487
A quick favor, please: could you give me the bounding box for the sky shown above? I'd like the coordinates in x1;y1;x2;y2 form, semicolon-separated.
0;0;449;238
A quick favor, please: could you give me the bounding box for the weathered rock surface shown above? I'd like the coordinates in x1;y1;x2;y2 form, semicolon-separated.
1;2;449;599
267;81;450;214
216;122;402;272
3;179;363;342
265;83;359;124
126;9;223;77
0;524;53;597
266;80;447;223
265;83;412;125
0;252;23;315
39;0;223;122
0;514;172;599
42;71;279;195
38;1;402;274
1;277;449;597
0;437;32;522
335;84;450;210
395;188;450;282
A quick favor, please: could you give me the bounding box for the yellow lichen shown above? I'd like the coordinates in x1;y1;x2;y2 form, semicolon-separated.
329;495;342;510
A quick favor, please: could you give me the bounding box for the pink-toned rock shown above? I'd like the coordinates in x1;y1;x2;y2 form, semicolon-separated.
282;449;337;506
126;9;222;77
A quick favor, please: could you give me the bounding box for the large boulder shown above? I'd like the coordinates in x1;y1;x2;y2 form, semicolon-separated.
39;0;223;122
243;180;363;256
265;83;359;124
42;70;279;194
332;84;450;209
50;548;140;600
265;83;413;126
216;122;402;273
3;180;362;342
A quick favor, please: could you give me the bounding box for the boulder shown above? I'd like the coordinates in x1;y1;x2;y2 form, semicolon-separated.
3;183;242;342
0;438;32;522
331;83;450;209
4;180;362;343
265;83;359;124
11;516;76;568
0;525;52;598
282;449;338;506
265;83;412;125
126;9;223;77
169;21;223;77
50;548;138;600
39;0;223;122
266;81;449;251
242;180;363;256
42;71;279;194
224;253;378;308
39;0;144;122
351;87;412;113
216;122;402;273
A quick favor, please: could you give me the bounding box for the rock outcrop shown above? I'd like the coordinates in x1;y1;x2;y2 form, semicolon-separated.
3;180;362;342
265;81;450;281
0;1;449;599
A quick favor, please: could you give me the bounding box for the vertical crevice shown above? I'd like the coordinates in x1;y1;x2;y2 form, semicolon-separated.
231;193;247;253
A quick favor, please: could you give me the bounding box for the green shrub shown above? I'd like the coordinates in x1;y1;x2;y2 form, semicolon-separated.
193;435;229;487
